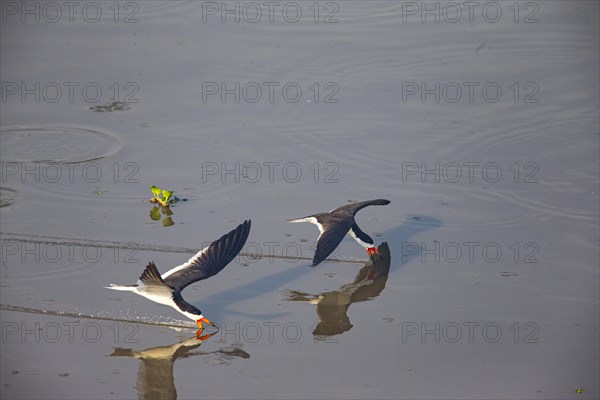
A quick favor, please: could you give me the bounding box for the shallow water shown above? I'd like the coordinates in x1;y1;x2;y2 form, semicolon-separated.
1;1;599;399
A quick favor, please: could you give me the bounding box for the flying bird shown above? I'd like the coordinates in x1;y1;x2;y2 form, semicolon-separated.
288;199;390;267
106;220;251;333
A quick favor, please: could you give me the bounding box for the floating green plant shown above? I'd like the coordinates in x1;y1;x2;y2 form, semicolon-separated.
150;185;178;207
148;185;186;228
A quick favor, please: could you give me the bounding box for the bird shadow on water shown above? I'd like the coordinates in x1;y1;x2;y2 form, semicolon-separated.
198;215;441;325
384;215;442;261
197;259;311;321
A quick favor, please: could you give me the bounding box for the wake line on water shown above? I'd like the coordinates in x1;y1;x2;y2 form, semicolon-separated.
0;232;368;264
0;304;195;329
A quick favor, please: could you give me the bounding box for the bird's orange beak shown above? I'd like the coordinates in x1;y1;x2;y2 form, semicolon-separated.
367;247;378;257
196;317;217;330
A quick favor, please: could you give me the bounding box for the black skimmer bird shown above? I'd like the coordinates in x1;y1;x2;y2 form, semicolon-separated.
288;199;390;267
106;220;251;334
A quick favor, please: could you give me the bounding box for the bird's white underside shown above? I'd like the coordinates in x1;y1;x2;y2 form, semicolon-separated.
106;284;202;321
160;244;211;280
106;244;213;323
289;216;371;249
348;228;372;249
288;217;329;240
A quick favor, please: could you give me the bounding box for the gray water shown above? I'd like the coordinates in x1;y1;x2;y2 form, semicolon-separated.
1;1;599;399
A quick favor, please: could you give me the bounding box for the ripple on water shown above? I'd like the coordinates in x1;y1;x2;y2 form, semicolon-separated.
0;126;122;164
11;368;42;376
0;187;18;207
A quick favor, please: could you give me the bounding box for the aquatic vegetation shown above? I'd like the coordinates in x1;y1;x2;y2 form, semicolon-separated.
150;185;178;207
149;186;182;227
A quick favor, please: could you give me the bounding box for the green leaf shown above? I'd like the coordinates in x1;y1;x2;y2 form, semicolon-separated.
162;190;173;202
150;185;161;196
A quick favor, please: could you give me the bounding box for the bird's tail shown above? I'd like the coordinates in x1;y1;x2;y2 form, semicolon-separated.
105;284;137;291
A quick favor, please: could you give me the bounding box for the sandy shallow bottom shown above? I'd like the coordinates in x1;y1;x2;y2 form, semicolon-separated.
1;1;599;399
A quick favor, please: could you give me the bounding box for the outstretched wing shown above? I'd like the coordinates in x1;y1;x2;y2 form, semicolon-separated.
330;199;390;215
162;220;251;291
312;215;354;267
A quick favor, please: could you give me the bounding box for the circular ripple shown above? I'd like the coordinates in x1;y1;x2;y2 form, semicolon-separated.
0;126;122;164
0;187;18;207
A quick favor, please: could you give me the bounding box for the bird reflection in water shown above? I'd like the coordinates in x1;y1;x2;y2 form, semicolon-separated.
284;242;391;337
110;332;249;399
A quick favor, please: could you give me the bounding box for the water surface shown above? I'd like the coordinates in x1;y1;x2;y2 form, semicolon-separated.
1;1;598;399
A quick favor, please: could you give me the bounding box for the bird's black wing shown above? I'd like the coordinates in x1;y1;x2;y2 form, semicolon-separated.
162;220;251;291
330;199;390;216
312;215;354;267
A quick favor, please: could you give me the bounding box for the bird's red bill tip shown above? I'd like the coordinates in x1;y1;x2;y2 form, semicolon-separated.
367;247;378;256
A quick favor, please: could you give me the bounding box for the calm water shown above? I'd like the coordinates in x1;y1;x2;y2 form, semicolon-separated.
1;1;599;399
